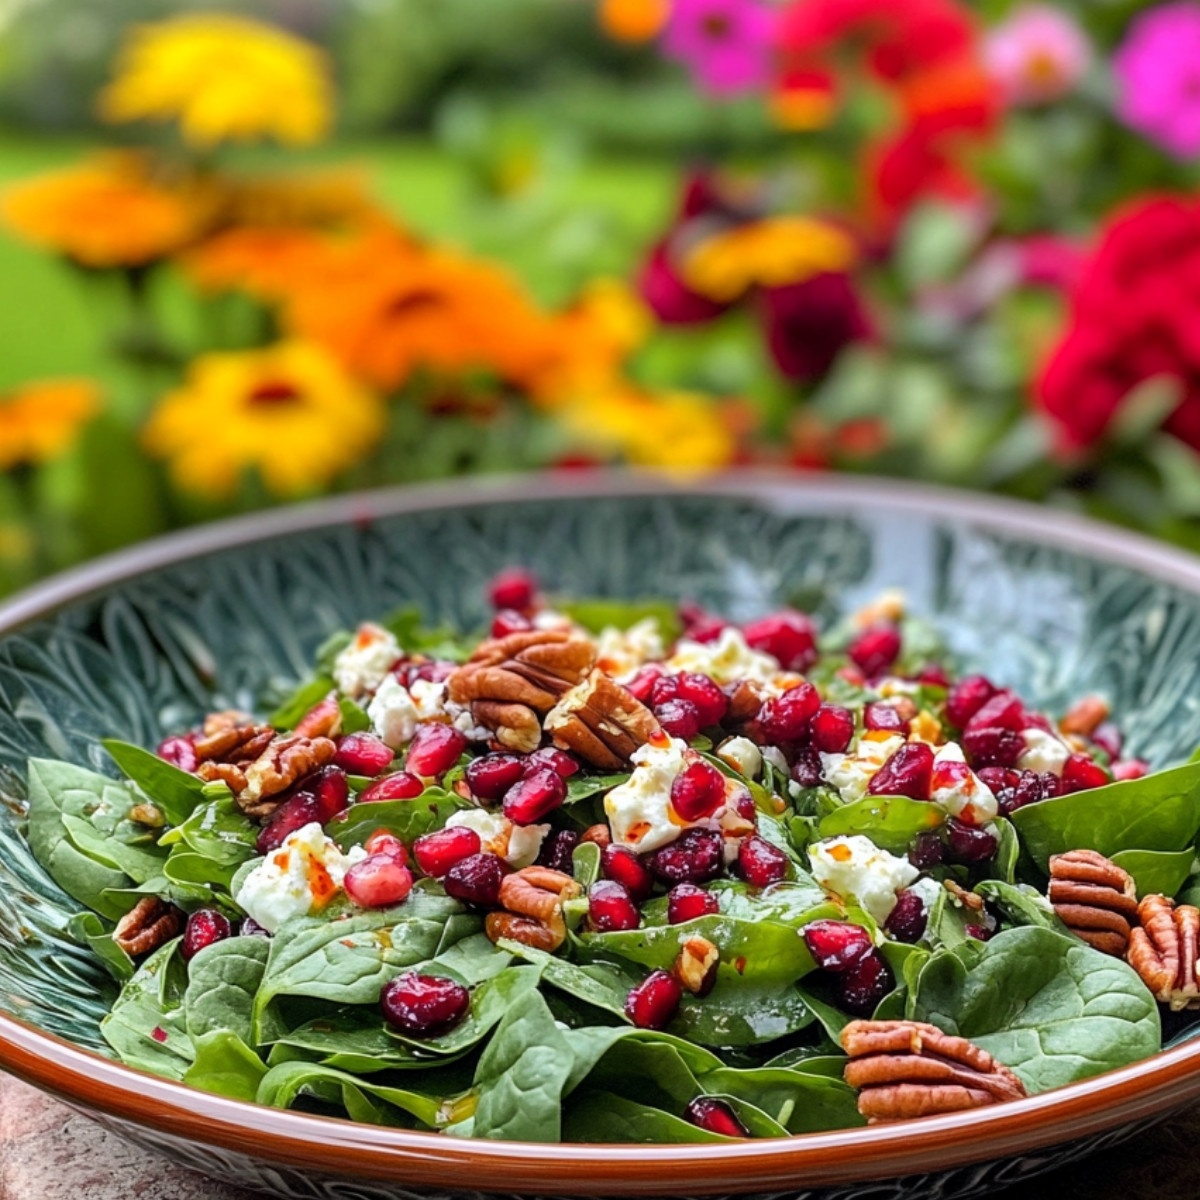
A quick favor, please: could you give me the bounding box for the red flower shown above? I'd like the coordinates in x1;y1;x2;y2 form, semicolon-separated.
759;273;873;382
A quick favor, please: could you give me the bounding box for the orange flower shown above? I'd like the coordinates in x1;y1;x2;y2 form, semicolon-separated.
0;379;102;470
599;0;671;42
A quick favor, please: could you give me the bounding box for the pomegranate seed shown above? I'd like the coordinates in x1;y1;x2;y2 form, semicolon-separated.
980;767;1055;816
503;767;567;825
588;880;641;931
838;950;893;1015
944;818;997;865
536;829;580;873
524;747;580;778
674;673;729;726
803;920;872;971
1114;758;1149;781
182;909;231;961
381;972;470;1036
679;602;727;643
624;969;682;1030
413;826;482;877
1060;754;1110;794
945;675;995;729
487;567;537;612
962;726;1023;769
917;663;950;687
863;701;910;734
684;1097;749;1138
790;746;823;789
601;844;655;900
966;690;1024;733
359;771;424;803
256;793;326;854
976;766;1018;795
626;665;664;703
669;760;727;822
738;834;788;887
334;734;395;777
406;724;467;778
491;609;533;638
157;735;197;772
651;675;680;706
742;610;818;672
868;743;934;800
908;831;944;869
733;787;758;823
648;828;724;884
241;917;271;938
406;660;457;685
810;705;855;753
655;698;701;740
965;923;994;941
848;624;901;678
302;767;351;821
444;852;506;906
1023;712;1054;734
345;854;415;908
759;682;820;743
364;830;408;861
465;753;525;801
1092;722;1123;760
668;882;720;924
883;889;928;943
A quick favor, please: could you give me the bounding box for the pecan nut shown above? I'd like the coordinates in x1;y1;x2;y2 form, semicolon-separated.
1058;696;1110;739
193;710;275;764
842;1019;1027;1123
1048;848;1139;956
1128;894;1200;1011
233;734;336;818
113;896;185;957
544;669;661;770
484;866;582;952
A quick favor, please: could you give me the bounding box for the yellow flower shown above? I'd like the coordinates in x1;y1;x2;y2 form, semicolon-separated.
217;166;378;229
1;154;211;268
99;15;332;148
0;379;102;470
682;216;858;302
143;342;383;498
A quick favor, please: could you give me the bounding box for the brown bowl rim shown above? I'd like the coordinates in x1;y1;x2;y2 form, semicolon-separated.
3;469;1200;1193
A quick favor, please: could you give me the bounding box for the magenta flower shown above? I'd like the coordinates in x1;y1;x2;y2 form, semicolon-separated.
662;0;777;96
984;5;1090;107
1115;2;1200;158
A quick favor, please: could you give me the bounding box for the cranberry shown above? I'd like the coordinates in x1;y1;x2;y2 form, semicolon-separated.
406;660;457;685
413;826;482;877
503;767;567;825
965;690;1024;733
1060;754;1110;793
359;771;424;803
588;880;641;931
648;829;724;884
759;682;820;743
742;610;818;672
182;909;231;960
944;818;997;865
364;830;408;862
674;673;729;726
838;950;893;1015
256;793;326;854
868;742;934;800
241;917;271;938
976;766;1019;795
733;787;758;823
524;747;580;778
624;969;682;1030
157;735;197;772
908;831;944;869
536;829;580;874
964;923;992;941
1092;722;1123;761
406;724;467;778
669;760;727;822
917;663;951;687
487;567;537;612
982;767;1056;816
803;920;873;971
345;854;414;908
684;1097;749;1138
679;602;727;643
651;675;681;707
601;844;654;900
444;852;506;906
864;701;910;735
737;835;789;887
945;674;995;729
962;726;1023;769
491;609;533;638
883;889;928;943
810;705;855;753
465;753;525;801
626;664;664;703
334;734;395;777
655;698;702;740
668;883;720;924
790;746;823;789
381;972;470;1036
848;624;901;678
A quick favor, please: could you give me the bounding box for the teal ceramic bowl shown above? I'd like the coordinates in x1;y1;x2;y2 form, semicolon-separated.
3;473;1200;1199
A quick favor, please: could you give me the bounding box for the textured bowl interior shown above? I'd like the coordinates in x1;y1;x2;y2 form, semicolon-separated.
2;474;1200;1178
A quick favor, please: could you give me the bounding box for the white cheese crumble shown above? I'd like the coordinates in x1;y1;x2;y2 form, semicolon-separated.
808;834;919;925
762;745;790;777
716;736;763;780
594;618;664;681
819;733;906;804
333;623;401;699
368;674;420;749
1017;727;1071;776
666;627;795;692
604;733;690;853
930;742;998;824
444;809;549;868
909;875;943;911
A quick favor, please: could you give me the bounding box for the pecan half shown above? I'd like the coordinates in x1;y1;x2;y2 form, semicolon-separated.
842;1019;1027;1123
726;680;766;726
1128;894;1200;1011
484;866;581;952
236;734;337;818
1048;848;1139;956
113;897;185;957
193;710;275;764
544;669;660;770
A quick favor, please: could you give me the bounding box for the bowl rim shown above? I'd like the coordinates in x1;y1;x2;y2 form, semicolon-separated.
4;468;1200;1193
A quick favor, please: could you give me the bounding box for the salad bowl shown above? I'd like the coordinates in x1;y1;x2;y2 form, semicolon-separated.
3;471;1200;1200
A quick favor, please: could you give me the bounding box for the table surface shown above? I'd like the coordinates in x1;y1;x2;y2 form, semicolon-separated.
4;1070;1200;1200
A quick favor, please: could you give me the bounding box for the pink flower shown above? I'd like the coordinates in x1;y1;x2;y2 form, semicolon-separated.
984;5;1090;106
662;0;778;96
1115;2;1200;159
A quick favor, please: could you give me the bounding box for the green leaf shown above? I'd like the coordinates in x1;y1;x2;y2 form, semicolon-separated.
817;794;944;854
100;939;193;1079
563;1092;727;1143
168;794;258;869
700;1066;863;1133
556;598;681;642
675;976;815;1047
974;881;1065;932
184;936;271;1044
184;1031;268;1101
571;841;602;889
270;677;335;730
382;605;475;661
66;911;134;983
102;739;206;827
338;697;371;735
1110;848;1195;899
325;790;467;849
500;939;637;1019
565;773;629;804
256;1060;449;1128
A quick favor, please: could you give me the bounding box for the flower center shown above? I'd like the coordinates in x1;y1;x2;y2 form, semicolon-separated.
247;379;303;405
702;13;732;39
387;288;444;318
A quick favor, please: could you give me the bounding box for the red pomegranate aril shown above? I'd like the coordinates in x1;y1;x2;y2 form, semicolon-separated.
406;724;467;778
667;882;720;924
759;682;821;743
359;770;424;803
310;767;351;820
334;734;395;777
487;567;537;613
867;742;934;801
810;705;855;753
985;767;1056;816
465;753;525;801
864;701;910;735
626;665;664;703
962;725;1023;769
944;818;998;865
381;972;470;1036
491;609;533;638
241;917;271;938
1114;758;1150;781
684;1097;749;1138
601;844;655;900
945;674;996;729
669;760;727;822
1060;754;1110;794
790;746;824;789
803;920;873;972
838;949;894;1015
157;734;197;772
651;674;680;707
444;852;506;906
364;830;408;862
655;698;702;740
742;610;818;673
503;767;567;825
679;602;727;643
733;787;758;823
883;889;928;943
625;969;682;1030
345;854;414;908
848;624;901;678
917;663;951;687
908;831;944;869
675;673;729;726
1091;721;1123;760
182;909;231;961
536;829;580;874
588;880;641;931
965;690;1024;733
256;793;324;854
648;828;724;884
524;746;580;778
406;659;457;685
413;826;482;877
738;834;789;888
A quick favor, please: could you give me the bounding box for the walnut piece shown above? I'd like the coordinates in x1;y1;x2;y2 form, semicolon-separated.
113;896;185;958
193;710;275;764
484;866;581;952
1048;848;1139;957
842;1019;1027;1123
1128;894;1200;1011
236;734;337;818
544;669;661;770
675;935;719;995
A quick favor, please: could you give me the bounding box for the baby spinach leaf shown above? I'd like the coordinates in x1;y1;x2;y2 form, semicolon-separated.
556;598;680;641
565;774;629;804
100;939;193;1079
500;939;637;1019
270;676;335;730
425;931;512;986
383;605;475;661
102;738;206;826
338;697;371;735
578;1032;706;1110
700;1066;864;1133
326;790;467;849
164;846;237;893
987;818;1019;885
675;975;814;1046
909;926;1161;1092
66;911;134;983
795;984;851;1043
256;1060;449;1128
184;936;271;1044
1111;848;1195;899
571;841;602;889
818;795;944;854
563;1092;726;1143
167;794;258;869
185;1031;268;1101
974;881;1065;932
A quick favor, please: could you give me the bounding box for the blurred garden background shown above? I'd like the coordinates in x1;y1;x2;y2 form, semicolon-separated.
0;0;1197;595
